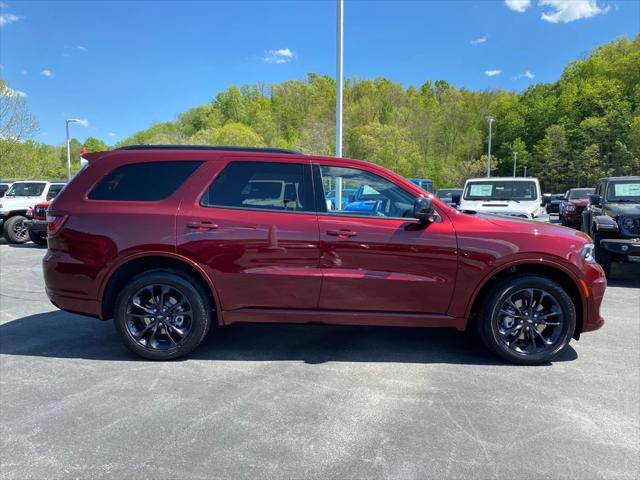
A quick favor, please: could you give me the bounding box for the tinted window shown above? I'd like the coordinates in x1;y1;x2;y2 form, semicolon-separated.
47;184;66;200
568;188;594;200
318;165;414;218
201;161;313;212
0;185;9;197
89;161;202;201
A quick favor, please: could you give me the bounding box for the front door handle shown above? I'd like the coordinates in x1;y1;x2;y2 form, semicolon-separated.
326;229;357;238
187;221;219;231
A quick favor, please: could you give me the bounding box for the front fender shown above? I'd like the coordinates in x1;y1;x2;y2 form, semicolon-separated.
593;215;618;233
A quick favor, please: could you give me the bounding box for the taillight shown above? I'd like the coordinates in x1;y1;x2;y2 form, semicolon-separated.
46;212;69;236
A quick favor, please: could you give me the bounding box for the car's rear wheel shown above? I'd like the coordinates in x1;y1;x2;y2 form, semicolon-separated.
28;230;48;246
3;216;29;244
113;270;212;360
477;274;576;365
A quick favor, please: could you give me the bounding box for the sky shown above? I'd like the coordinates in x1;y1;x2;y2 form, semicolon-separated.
1;0;638;145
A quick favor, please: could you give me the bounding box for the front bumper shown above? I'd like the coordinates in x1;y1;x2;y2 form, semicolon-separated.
24;219;47;235
580;262;607;334
599;238;640;257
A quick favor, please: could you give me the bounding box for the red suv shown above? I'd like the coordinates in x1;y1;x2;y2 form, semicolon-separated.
44;146;606;364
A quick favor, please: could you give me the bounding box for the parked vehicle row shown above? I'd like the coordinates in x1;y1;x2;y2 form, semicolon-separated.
0;180;66;243
41;145;605;364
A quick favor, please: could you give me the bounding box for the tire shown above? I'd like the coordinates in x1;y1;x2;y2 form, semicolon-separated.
113;270;212;360
28;230;48;246
593;233;611;277
476;274;576;365
3;216;29;244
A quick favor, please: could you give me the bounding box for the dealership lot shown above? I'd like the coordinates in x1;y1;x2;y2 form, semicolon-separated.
0;240;638;479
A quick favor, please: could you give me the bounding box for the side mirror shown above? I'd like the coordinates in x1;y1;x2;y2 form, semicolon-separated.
413;197;435;223
589;194;601;206
451;193;461;206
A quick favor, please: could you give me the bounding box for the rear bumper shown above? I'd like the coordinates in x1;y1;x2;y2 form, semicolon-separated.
43;249;102;319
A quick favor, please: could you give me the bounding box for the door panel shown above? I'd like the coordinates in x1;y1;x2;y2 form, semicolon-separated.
176;160;322;311
318;216;458;313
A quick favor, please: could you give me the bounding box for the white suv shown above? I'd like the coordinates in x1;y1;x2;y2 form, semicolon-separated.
459;177;543;219
0;181;66;243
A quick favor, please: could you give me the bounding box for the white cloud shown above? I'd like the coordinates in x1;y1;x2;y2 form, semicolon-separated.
0;84;27;98
539;0;609;23
263;48;294;64
505;0;531;12
107;132;117;137
471;35;488;45
40;69;53;78
515;70;536;80
0;12;20;26
0;2;8;8
66;44;88;53
485;69;502;77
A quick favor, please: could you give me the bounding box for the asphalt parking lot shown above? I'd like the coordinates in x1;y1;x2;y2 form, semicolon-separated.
1;239;639;480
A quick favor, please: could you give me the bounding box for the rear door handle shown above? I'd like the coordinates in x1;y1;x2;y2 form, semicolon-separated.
326;229;357;238
187;221;219;231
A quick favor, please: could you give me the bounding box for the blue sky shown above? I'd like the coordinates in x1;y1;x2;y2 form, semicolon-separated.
1;0;638;145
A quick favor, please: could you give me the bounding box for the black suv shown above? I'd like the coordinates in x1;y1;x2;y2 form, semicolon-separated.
582;176;640;276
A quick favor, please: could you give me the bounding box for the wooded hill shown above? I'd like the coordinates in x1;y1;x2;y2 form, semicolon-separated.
2;35;638;192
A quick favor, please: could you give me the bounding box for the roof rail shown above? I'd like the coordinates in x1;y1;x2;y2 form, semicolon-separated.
116;145;304;155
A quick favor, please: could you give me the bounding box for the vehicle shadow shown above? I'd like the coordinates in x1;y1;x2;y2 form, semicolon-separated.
0;238;45;248
0;310;578;366
607;263;640;288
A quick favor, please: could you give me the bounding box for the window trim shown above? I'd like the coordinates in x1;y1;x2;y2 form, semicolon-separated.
198;160;316;214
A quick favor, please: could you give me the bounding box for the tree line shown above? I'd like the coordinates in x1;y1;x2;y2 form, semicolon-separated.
1;35;638;192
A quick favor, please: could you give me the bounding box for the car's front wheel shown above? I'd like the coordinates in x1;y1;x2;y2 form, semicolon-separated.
3;216;29;244
477;274;576;365
113;270;212;360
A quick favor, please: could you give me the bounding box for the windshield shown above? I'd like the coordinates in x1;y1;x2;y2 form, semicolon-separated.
463;181;538;201
5;182;46;197
606;181;640;202
569;188;594;200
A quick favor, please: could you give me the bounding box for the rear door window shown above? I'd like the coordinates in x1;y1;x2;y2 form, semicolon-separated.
201;161;313;212
89;161;203;201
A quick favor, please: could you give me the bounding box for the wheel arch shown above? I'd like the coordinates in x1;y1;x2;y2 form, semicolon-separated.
466;261;585;339
100;253;221;323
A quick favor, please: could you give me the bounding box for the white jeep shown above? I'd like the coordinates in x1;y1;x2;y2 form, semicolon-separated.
0;181;66;243
459;177;543;219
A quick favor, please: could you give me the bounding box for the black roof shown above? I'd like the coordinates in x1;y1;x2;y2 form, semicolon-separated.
117;145;304;155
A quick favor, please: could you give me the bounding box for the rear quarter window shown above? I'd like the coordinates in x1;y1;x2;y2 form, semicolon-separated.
88;161;203;201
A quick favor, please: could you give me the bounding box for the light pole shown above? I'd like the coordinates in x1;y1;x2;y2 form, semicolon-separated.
65;118;83;180
335;0;344;209
485;116;494;177
513;151;518;177
523;166;528;177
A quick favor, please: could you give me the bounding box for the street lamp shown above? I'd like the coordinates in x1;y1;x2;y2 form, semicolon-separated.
65;118;84;180
335;0;344;209
485;116;494;177
513;151;518;177
523;166;528;177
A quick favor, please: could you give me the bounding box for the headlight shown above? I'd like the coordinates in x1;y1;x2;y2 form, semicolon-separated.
581;243;596;263
621;217;635;231
565;204;575;211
